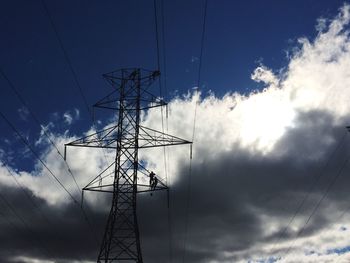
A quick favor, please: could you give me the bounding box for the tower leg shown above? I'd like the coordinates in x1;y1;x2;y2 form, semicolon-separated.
97;150;142;262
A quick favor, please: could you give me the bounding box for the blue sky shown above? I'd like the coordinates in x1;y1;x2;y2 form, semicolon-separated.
2;1;350;262
0;0;345;122
0;0;345;171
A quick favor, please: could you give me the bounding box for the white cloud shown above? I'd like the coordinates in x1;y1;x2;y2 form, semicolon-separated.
63;108;80;125
251;66;279;86
63;112;73;125
2;3;350;263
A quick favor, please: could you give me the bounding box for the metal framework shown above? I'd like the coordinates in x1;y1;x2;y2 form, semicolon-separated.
65;68;191;262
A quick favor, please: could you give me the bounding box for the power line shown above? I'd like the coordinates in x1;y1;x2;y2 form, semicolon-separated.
182;1;208;262
1;64;102;249
0;67;81;196
0;110;100;248
281;136;350;261
154;0;161;72
154;2;172;262
39;0;114;168
0;110;78;202
160;0;168;100
40;0;93;120
1;159;53;228
269;130;348;255
302;179;350;263
0;189;54;259
156;0;173;261
0;159;85;262
37;1;113;245
153;0;168;189
196;0;208;91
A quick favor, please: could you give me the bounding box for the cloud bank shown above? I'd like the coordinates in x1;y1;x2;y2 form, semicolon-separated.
2;3;350;263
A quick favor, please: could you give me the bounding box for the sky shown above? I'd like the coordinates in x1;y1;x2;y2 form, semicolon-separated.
2;0;350;262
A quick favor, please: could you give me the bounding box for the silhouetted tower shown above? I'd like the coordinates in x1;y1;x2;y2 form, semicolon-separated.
65;68;191;262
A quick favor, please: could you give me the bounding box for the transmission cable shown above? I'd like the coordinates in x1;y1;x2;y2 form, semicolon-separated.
281;134;350;261
1;65;103;248
154;1;173;262
40;0;92;119
269;130;348;255
38;1;113;246
161;0;168;101
0;67;81;196
0;110;77;202
154;0;161;72
1;158;53;228
0;157;86;262
0;189;54;259
182;0;208;262
0;110;100;247
40;0;113;166
153;0;168;190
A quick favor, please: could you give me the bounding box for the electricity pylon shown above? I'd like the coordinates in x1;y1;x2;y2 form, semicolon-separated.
65;68;191;262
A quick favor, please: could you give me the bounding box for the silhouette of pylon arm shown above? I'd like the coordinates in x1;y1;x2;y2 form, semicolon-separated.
102;68;160;87
138;125;191;148
93;87;167;111
82;159;169;194
83;183;168;194
64;124;191;152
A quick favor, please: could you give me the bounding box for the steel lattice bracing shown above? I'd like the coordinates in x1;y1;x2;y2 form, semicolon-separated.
65;68;191;262
97;69;142;262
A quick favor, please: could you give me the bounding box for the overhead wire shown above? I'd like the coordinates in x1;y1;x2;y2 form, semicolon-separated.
154;0;161;72
153;0;168;189
313;180;350;262
269;130;348;255
161;1;173;261
1;64;102;251
3;0;106;255
39;0;116;248
0;189;54;259
161;0;168;101
182;0;208;262
0;67;81;196
0;110;77;202
154;0;172;262
0;157;85;262
0;110;100;248
40;0;113;174
279;132;350;261
1;158;53;228
40;0;92;120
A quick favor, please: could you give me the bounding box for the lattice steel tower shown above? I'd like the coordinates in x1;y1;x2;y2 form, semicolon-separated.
65;68;191;262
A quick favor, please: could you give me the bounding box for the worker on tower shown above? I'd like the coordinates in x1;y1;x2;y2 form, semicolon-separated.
152;176;158;190
149;171;155;188
151;70;160;80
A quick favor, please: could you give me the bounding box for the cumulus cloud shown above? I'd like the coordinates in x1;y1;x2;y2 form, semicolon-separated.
2;3;350;263
63;109;80;125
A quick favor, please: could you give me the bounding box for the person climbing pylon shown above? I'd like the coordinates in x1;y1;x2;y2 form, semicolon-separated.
152;176;158;190
149;171;155;188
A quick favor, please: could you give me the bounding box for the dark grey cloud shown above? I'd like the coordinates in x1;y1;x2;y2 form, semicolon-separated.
138;110;350;262
1;109;348;262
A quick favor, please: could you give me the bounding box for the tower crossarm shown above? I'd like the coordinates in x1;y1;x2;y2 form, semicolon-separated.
138;126;192;148
93;87;167;111
81;159;170;194
64;125;191;155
